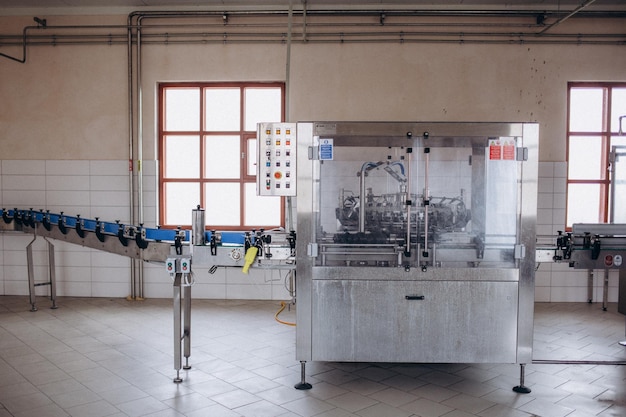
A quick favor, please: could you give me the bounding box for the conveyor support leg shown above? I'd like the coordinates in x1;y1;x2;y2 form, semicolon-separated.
173;272;192;383
27;235;58;312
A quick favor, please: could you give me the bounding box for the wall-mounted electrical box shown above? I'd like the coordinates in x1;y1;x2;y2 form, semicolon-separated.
257;122;297;196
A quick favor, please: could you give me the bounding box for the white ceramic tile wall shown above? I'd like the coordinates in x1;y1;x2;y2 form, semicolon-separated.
536;161;619;303
0;159;292;301
0;159;618;303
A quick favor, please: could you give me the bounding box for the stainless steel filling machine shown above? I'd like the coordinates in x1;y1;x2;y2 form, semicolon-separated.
293;122;539;391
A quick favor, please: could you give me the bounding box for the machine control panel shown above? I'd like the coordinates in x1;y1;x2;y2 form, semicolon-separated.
257;122;297;196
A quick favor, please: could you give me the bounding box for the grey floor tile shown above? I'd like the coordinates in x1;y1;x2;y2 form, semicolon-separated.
1;297;625;417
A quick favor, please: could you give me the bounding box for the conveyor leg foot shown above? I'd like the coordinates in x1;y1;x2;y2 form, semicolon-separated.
173;370;183;383
183;358;191;370
294;361;312;390
619;340;626;346
30;304;38;312
512;363;531;394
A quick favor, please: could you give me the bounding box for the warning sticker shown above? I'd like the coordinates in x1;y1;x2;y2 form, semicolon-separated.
489;138;517;161
503;138;516;160
489;139;502;160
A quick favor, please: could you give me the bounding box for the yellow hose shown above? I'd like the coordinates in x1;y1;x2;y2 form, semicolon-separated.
275;301;296;326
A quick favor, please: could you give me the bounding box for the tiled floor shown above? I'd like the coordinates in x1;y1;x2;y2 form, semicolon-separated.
0;296;625;417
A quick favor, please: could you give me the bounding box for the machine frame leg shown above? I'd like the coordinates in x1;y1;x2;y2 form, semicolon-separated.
294;361;312;390
587;269;593;303
173;273;192;382
603;269;609;311
173;273;183;383
512;363;531;394
183;283;192;370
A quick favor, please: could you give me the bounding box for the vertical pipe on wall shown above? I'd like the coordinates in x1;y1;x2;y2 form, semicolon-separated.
285;1;295;233
137;15;145;299
127;13;137;300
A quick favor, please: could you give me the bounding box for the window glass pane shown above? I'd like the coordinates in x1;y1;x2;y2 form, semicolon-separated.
204;135;240;179
205;183;240;225
567;183;602;227
612;88;626;134
204;88;240;131
244;88;282;131
611;146;626;223
570;88;604;132
164;182;200;226
243;183;281;226
567;136;603;180
611;135;626;149
164;88;200;131
164;136;200;178
247;138;257;176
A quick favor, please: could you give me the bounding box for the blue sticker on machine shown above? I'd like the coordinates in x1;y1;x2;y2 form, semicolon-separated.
320;138;334;160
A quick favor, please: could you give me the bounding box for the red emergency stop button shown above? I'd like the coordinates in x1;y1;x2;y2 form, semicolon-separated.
274;171;282;179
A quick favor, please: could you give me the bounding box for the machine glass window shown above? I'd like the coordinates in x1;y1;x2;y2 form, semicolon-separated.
566;82;626;228
159;82;285;230
311;128;521;269
164;88;200;131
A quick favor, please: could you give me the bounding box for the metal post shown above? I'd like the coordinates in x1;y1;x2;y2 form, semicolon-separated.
183;281;192;370
46;238;58;309
173;273;183;383
587;269;593;303
603;269;609;311
26;235;37;312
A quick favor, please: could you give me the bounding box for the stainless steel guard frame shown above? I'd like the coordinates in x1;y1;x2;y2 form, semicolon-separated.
296;122;538;388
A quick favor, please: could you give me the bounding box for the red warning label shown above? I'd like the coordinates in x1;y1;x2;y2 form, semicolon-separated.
489;140;501;160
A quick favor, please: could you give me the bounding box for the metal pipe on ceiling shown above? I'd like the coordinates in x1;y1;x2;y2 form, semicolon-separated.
538;0;598;34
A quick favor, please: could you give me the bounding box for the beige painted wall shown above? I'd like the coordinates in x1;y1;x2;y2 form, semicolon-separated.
1;14;625;162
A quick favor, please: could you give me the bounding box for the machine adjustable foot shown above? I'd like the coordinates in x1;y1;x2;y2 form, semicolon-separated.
294;361;312;390
173;370;183;383
183;358;191;370
619;341;626;346
512;363;531;394
30;304;38;312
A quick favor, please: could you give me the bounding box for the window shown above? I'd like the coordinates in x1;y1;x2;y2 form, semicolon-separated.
159;82;285;230
566;82;626;227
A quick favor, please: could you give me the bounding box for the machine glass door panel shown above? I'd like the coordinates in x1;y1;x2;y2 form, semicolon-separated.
315;138;416;267
312;134;523;269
